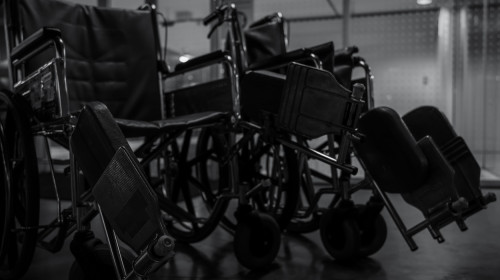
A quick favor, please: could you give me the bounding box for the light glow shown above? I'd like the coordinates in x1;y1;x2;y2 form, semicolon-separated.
179;54;193;63
417;0;433;5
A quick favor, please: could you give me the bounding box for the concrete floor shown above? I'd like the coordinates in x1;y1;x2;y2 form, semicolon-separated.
19;188;500;280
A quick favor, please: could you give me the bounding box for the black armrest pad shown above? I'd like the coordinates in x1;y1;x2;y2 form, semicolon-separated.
174;50;228;72
248;48;310;70
248;41;334;71
11;27;62;61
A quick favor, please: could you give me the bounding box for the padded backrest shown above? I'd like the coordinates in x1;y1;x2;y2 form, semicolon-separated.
18;0;161;121
353;107;428;193
245;13;287;67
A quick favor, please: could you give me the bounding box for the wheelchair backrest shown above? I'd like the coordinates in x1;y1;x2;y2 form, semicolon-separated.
244;13;287;67
354;106;429;193
9;0;162;121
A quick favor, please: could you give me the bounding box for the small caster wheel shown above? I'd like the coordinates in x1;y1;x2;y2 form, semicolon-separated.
68;243;135;280
319;207;360;261
233;211;281;270
357;206;387;257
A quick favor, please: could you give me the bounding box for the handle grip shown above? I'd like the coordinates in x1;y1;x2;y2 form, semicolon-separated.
202;5;228;25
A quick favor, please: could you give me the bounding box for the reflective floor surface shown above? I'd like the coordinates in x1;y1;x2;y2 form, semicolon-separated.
22;189;500;280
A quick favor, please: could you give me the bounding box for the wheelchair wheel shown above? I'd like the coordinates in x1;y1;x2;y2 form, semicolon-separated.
319;207;360;261
68;243;134;280
197;128;300;231
160;128;230;243
0;122;12;261
233;211;281;270
0;92;40;280
357;208;387;257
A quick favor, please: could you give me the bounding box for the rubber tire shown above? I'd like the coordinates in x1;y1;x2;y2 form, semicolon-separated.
358;212;387;257
0;122;12;262
0;92;40;280
68;244;135;280
319;208;360;261
233;212;281;270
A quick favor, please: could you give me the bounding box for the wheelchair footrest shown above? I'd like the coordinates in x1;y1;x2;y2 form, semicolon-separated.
92;146;165;253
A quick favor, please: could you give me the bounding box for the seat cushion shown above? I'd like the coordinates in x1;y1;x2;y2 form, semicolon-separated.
116;111;229;138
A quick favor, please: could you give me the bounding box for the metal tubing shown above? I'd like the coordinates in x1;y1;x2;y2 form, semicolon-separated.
278;137;357;174
98;205;127;280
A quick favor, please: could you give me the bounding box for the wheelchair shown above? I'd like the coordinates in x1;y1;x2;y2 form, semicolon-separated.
169;3;374;262
0;0;288;276
183;2;496;262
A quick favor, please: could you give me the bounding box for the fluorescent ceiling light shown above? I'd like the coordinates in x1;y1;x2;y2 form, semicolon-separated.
179;54;193;63
417;0;433;5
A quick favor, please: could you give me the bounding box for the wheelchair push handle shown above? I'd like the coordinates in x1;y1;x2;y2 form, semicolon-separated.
203;4;229;26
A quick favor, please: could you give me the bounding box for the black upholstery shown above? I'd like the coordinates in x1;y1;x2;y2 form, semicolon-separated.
19;0;230;137
402;106;457;147
71;102;165;253
401;136;457;215
278;63;353;139
244;13;287;68
71;102;132;187
354;107;429;193
403;106;483;202
354;106;461;215
20;0;162;121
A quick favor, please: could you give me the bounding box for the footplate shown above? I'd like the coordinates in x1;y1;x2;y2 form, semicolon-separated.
92;146;167;254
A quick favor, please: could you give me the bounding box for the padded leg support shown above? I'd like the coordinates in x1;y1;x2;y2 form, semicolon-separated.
70;102;173;256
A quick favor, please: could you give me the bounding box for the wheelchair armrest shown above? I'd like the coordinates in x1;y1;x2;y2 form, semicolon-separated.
172;50;230;74
247;48;315;71
11;27;63;64
248;41;334;72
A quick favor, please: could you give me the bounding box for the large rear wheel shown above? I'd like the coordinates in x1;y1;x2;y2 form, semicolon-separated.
0;92;40;279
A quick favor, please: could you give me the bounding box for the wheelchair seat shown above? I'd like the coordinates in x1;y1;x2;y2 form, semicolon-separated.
115;111;228;138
